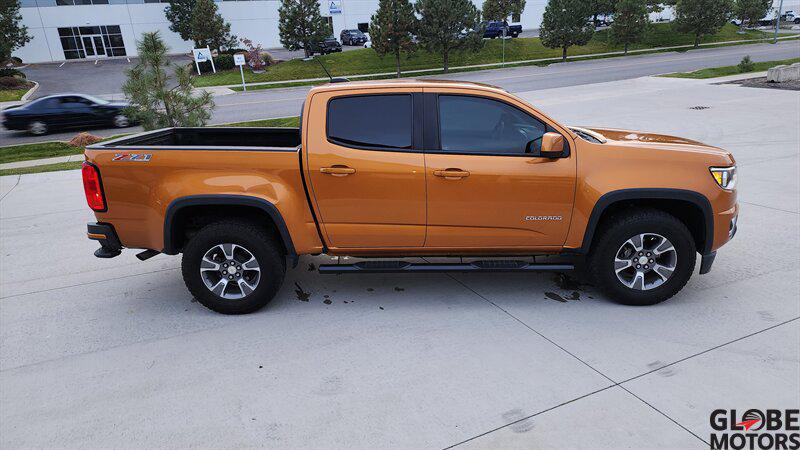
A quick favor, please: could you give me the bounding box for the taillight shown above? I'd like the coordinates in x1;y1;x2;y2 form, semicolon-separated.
82;162;107;212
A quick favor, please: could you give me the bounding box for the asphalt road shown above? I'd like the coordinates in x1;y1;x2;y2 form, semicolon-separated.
1;75;797;448
2;39;798;146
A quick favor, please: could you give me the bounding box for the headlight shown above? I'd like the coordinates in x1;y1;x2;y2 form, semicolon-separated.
710;166;737;190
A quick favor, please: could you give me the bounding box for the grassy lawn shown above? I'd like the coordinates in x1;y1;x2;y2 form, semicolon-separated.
217;116;300;127
0;88;31;102
194;23;771;88
0;161;82;176
0;141;82;164
661;57;800;79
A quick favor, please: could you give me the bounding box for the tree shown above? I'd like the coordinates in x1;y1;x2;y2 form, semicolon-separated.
165;0;196;44
539;0;594;61
673;0;734;47
416;0;483;73
587;0;616;25
481;0;526;22
122;32;214;130
733;0;771;30
610;0;649;54
370;0;417;78
1;0;32;64
278;0;332;58
190;0;236;50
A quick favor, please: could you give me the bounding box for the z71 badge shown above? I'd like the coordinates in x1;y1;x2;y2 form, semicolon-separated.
112;153;152;162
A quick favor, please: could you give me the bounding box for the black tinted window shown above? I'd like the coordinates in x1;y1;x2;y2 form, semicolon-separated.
438;95;547;155
327;95;412;149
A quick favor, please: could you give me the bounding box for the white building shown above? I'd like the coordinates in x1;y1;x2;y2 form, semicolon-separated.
13;0;787;64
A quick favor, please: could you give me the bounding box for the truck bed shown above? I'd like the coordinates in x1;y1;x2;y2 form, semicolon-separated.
88;127;301;151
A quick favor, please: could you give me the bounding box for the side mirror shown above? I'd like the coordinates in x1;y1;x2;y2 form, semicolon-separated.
541;132;564;157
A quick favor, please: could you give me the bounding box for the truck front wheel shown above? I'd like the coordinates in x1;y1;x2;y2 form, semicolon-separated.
588;210;696;306
181;220;285;314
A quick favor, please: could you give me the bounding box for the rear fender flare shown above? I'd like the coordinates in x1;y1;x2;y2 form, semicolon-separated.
163;195;298;266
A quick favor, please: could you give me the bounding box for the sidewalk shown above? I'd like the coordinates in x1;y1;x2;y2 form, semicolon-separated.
0;153;82;171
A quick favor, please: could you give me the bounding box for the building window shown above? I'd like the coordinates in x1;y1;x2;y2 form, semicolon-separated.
357;23;369;32
57;0;110;4
58;25;126;60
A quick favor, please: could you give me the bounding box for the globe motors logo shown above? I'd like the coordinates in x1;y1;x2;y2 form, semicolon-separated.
710;409;799;450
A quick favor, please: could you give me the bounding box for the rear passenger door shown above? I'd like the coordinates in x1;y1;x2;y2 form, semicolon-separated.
305;89;426;248
423;91;576;249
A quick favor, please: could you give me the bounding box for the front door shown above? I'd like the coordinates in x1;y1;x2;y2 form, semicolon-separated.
423;92;576;249
305;90;426;248
81;35;106;58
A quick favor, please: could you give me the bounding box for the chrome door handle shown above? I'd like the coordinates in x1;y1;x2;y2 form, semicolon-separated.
433;169;470;179
320;166;356;176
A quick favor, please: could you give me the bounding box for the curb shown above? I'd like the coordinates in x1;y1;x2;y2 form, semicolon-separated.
20;81;39;102
206;35;800;90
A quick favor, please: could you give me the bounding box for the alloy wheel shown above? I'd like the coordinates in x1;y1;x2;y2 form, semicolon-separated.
614;233;677;291
200;243;261;299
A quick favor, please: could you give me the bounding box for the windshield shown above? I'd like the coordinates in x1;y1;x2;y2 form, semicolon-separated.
80;94;109;105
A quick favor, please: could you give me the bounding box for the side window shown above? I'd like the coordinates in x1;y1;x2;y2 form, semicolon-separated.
327;94;413;150
437;95;547;155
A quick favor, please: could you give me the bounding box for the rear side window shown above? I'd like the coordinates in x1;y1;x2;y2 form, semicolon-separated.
327;94;412;150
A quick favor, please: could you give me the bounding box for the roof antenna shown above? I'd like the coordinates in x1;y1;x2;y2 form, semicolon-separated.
303;55;349;83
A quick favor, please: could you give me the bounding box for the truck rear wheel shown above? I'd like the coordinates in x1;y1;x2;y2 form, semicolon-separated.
181;220;285;314
588;209;696;306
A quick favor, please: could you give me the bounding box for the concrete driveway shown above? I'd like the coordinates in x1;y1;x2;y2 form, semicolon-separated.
0;76;797;448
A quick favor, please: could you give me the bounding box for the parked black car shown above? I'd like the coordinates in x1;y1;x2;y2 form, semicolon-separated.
482;21;522;38
1;94;133;135
340;29;368;46
308;37;343;55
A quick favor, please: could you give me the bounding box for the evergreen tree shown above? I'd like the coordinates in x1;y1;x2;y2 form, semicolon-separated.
165;0;196;44
673;0;734;47
415;0;483;73
481;0;526;22
369;0;417;77
733;0;771;29
122;32;214;130
611;0;649;54
1;0;32;63
190;0;237;50
279;0;332;58
539;0;594;61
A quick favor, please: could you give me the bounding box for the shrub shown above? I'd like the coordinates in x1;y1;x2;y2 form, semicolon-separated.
737;55;755;73
0;76;28;89
214;54;234;70
242;38;266;72
0;68;25;78
193;54;235;73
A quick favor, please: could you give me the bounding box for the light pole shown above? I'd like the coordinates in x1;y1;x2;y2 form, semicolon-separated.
774;0;784;43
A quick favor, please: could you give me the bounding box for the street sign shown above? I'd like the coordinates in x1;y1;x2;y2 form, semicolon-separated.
234;53;247;91
192;47;216;74
329;0;341;14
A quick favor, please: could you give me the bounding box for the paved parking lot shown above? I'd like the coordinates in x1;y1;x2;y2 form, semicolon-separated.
0;75;798;448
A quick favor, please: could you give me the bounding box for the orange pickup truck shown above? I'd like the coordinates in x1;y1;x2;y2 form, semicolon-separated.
83;79;738;314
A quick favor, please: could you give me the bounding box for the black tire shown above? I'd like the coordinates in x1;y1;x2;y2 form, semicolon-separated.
181;220;285;314
588;209;696;306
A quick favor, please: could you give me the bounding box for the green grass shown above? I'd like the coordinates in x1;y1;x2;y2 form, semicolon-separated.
194;23;771;88
0;88;30;102
661;57;800;79
0;141;82;164
217;116;300;127
0;161;82;176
